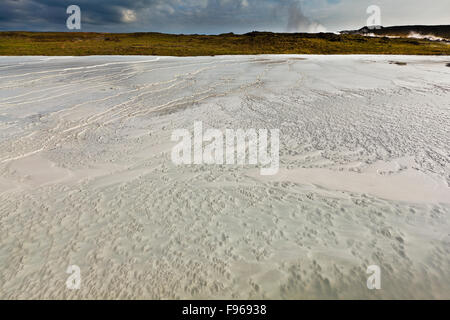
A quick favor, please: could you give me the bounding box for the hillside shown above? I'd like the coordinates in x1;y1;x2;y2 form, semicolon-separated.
0;31;449;56
341;25;450;41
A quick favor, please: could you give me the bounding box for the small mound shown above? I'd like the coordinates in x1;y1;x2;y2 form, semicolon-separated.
389;61;407;66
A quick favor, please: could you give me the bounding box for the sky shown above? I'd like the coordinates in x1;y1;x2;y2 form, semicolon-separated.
0;0;449;34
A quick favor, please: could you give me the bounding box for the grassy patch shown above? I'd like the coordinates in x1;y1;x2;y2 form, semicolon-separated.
1;31;449;56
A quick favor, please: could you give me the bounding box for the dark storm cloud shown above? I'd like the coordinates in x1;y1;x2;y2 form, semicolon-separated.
0;0;254;32
0;0;141;29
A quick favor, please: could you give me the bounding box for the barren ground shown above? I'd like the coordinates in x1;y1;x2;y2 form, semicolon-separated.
0;55;449;299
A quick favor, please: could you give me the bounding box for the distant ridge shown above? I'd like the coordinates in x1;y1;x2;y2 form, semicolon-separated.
341;25;450;41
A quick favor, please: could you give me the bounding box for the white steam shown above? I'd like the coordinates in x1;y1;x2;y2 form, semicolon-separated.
286;3;326;33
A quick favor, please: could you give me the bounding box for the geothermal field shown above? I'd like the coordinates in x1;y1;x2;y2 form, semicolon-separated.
0;55;449;299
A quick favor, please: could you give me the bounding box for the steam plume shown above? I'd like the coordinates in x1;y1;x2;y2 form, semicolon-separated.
286;2;326;33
